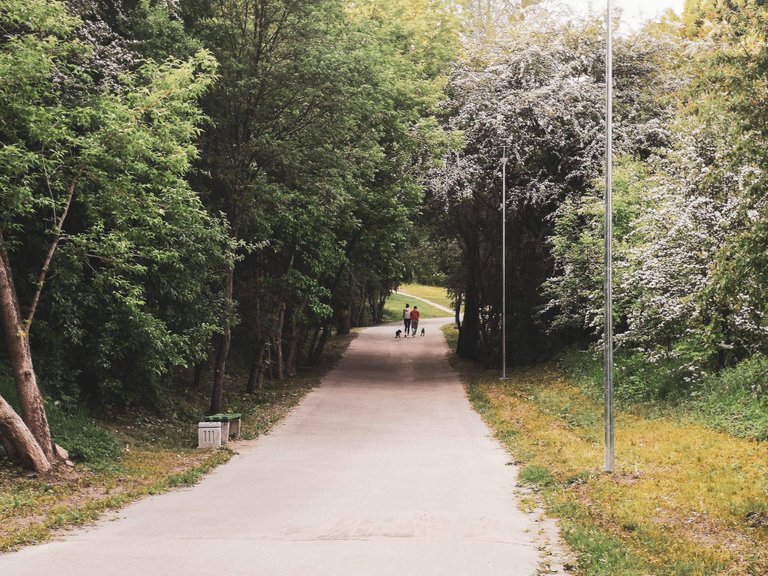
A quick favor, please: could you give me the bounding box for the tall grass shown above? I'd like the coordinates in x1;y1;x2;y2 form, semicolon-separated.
0;365;17;406
46;403;122;467
1;362;121;467
686;354;768;440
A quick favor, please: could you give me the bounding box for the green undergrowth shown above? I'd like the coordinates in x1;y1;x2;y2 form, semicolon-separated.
558;348;768;441
47;404;123;466
687;355;768;441
445;327;768;575
0;332;355;552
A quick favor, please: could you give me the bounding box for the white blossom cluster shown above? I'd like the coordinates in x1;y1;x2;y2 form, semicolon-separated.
67;0;140;89
546;96;766;382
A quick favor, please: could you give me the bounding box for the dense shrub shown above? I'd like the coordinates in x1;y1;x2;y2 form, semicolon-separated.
46;403;122;467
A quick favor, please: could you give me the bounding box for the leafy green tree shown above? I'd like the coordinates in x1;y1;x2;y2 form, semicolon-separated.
0;0;227;471
182;0;459;407
677;0;768;366
185;0;359;409
431;17;607;363
543;159;650;344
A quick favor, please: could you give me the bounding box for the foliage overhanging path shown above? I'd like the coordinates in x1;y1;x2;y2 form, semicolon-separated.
0;318;545;576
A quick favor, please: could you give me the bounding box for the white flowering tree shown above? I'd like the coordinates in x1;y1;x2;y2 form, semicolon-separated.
430;8;674;365
545;1;768;394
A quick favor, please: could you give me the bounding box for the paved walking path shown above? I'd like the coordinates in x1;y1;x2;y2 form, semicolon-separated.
0;318;544;576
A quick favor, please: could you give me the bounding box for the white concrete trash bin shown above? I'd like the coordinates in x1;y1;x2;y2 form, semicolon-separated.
219;421;230;445
198;422;222;448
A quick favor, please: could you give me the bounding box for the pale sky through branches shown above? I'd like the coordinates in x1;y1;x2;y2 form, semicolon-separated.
558;0;685;29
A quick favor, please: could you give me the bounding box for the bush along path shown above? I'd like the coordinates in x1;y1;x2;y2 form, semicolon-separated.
0;334;355;553
444;330;768;575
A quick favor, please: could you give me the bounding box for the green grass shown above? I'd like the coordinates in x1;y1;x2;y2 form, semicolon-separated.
519;464;558;488
561;520;652;576
47;404;122;467
398;283;455;310
685;354;768;440
0;364;17;405
558;347;768;441
442;323;459;350
444;326;768;575
383;292;451;322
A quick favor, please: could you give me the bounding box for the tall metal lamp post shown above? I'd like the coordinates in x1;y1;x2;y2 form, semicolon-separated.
501;148;509;381
604;0;615;473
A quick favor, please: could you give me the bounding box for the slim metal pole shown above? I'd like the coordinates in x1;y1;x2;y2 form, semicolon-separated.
501;151;508;380
604;0;615;473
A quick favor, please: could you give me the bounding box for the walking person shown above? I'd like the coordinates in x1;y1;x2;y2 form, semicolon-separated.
403;303;412;337
410;305;420;337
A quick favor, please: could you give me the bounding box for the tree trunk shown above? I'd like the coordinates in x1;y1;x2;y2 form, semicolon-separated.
0;395;51;474
377;291;387;324
285;326;303;377
0;248;54;469
367;293;377;324
246;338;267;393
336;306;351;335
273;301;286;381
285;303;307;377
454;293;463;329
457;238;480;361
210;266;234;414
308;325;321;361
311;323;331;363
192;361;204;388
266;341;274;381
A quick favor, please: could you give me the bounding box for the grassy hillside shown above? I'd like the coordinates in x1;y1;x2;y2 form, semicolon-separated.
383;292;451;322
398;283;454;310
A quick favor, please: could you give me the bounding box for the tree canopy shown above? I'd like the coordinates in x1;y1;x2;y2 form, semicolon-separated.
3;0;768;471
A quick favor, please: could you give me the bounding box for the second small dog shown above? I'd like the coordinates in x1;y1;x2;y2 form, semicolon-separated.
395;329;402;338
420;328;426;336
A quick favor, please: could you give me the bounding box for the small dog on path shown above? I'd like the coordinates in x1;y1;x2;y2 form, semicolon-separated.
395;329;402;338
421;328;426;336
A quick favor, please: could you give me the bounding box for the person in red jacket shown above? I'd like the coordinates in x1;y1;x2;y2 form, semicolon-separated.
410;306;420;337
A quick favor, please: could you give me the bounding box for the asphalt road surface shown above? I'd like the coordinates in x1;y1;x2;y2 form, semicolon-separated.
0;318;543;575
